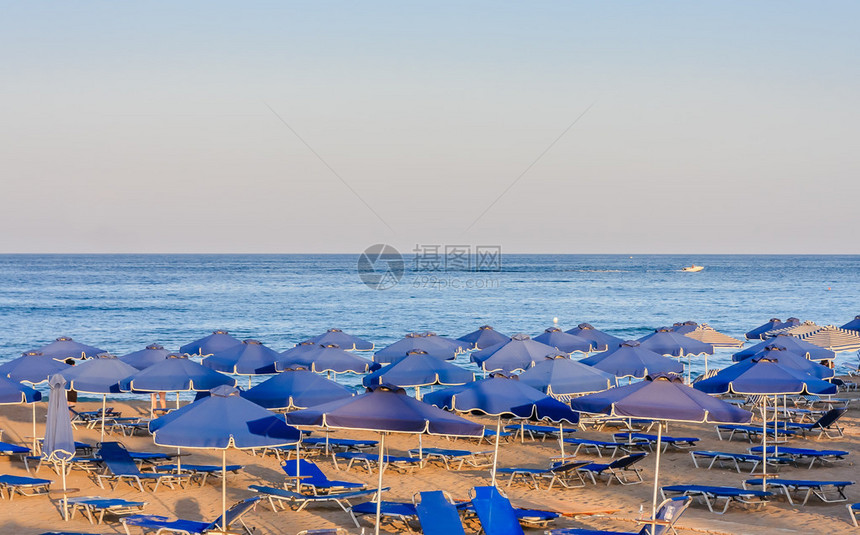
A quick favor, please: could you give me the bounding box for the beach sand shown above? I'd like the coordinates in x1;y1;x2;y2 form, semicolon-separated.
0;386;857;535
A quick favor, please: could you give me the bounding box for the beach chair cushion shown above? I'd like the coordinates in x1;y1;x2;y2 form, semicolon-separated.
415;490;466;535
749;446;849;469
282;459;365;493
471;486;525;535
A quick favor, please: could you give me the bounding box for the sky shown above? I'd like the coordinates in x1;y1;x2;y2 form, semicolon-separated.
1;1;858;254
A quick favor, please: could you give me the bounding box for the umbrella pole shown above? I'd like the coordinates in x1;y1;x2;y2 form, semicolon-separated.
221;450;227;531
101;394;106;442
61;458;68;521
176;391;180;409
375;432;385;535
558;423;565;458
418;434;423;459
296;441;301;492
491;416;501;486
761;399;767;491
650;421;662;528
520;421;524;444
177;447;181;472
32;402;37;453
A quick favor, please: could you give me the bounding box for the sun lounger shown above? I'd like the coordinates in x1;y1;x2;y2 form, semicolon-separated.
333;451;421;473
785;408;847;439
69;407;121;427
661;484;772;514
497;461;590;489
505;424;577;442
154;464;243;486
105;418;151;437
296;530;350;535
744;478;855;505
613;433;700;452
546;496;691;535
715;424;797;442
478;428;513;444
65;496;146;524
690;451;792;474
121;496;259;535
283;459;365;494
96;442;190;492
349;500;417;531
749;446;849;469
848;503;860;527
303;437;378;452
248;484;387;527
562;438;630;458
415;490;466;535
407;447;493;470
0;441;30;466
470;485;526;535
578;453;648;486
0;474;51;499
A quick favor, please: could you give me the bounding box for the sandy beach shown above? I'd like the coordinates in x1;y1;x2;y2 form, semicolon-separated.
1;384;857;535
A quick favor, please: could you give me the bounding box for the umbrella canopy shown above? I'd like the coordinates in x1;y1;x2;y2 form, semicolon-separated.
533;327;593;354
765;320;821;338
0;351;71;384
580;341;684;379
739;346;834;379
733;333;835;362
745;318;800;340
638;328;714;357
243;369;354;410
122;354;237;392
30;336;105;360
797;325;860;352
278;344;375;374
280;341;318;359
179;330;242;357
203;339;281;375
118;343;171;370
458;325;511;350
44;374;75;520
841;315;860;332
518;353;617;397
373;333;461;364
304;329;374;351
0;376;41;404
694;356;838;396
470;334;557;373
682;324;744;348
669;321;699;334
362;350;474;389
565;323;624;352
61;354;137;394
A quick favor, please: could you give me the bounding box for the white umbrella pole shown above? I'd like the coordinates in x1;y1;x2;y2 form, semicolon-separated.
650;421;663;526
176;391;180;409
101;394;106;442
491;416;501;486
177;447;181;472
221;450;227;531
761;399;767;491
61;458;68;521
295;441;301;492
375;432;385;535
32;403;37;453
418;434;423;459
559;423;565;458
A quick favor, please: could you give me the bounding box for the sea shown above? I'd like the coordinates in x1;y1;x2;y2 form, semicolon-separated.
1;254;857;399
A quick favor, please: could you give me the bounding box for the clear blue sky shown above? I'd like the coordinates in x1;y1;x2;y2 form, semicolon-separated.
2;1;858;253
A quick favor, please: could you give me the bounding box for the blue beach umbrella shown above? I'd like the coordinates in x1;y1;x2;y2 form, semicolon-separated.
44;374;75;520
0;376;42;451
61;354;138;440
203;339;281;384
118;343;171;370
0;351;70;384
470;333;557;373
733;333;835;362
362;350;474;398
565;323;624;352
457;325;511;350
243;368;354;410
287;384;482;535
373;333;461;364
669;321;699;334
638;328;715;377
280;340;318;359
180;330;242;357
30;336;105;360
739;346;834;379
841;315;860;332
150;385;301;532
304;329;374;351
518;353;617;397
745;318;800;340
579;340;684;380
572;373;752;525
424;375;579;483
533;327;593;354
277;344;375;374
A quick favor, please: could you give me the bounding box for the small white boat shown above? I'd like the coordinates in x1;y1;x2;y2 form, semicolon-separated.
682;265;704;273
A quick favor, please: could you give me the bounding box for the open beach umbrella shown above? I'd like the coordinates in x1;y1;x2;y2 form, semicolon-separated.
243;368;354;410
681;324;744;348
765;320;822;338
362;350;474;398
373;333;461;364
745;318;800;340
841;315;860;332
118;343;171;370
470;334;557;373
44;374;75;520
304;329;374;351
518;353;617;398
425;332;470;354
0;376;42;450
150;385;301;532
203;339;281;386
458;325;511;350
61;354;137;440
0;351;71;384
287;384;482;535
280;341;318;359
638;328;714;378
733;333;835;362
533;327;593;354
565;323;623;352
669;321;699;334
424;375;579;484
180;330;242;357
579;341;684;380
277;343;375;375
29;336;105;360
572;374;751;527
739;346;834;379
797;325;860;352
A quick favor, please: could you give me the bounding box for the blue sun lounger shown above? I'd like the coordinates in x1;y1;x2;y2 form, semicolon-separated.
121;496;259;535
408;447;494;470
303;437;378;452
785;408;847;439
690;451;792;474
65;496;146;524
248;484;387;527
562;438;629;458
154;464;244;486
578;453;648;486
497;461;590;489
504;424;577;442
749;446;849;469
0;474;52;499
613;433;700;452
470;486;526;535
96;442;191;492
282;459;366;494
415;490;467;535
467;485;560;529
714;424;797;442
348;500;417;531
661;485;772;514
848;503;860;527
547;496;691;535
744;478;855;505
334;451;421;472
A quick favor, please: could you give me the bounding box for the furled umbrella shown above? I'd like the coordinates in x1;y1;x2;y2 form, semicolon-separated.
533;327;593;354
362;350;474;399
745;318;800;340
0;376;42;451
518;353;617;398
203;339;281;387
373;333;460;364
30;336;105;360
277;344;375;375
841;315;860;333
565;323;624;352
43;374;76;520
287;385;482;535
61;354;138;441
119;343;171;370
303;329;374;351
179;330;242;357
733;333;835;362
243;368;354;410
470;334;557;373
579;341;684;380
0;351;70;385
423;375;579;484
572;374;751;528
458;325;511;350
150;385;302;532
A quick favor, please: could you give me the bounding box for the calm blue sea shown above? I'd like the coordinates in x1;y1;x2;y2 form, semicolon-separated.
1;254;857;397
